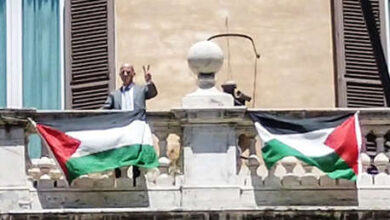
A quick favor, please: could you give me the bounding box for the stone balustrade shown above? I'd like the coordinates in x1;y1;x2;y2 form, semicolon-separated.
27;157;178;189
23;109;390;190
237;152;390;188
2;108;390;211
358;153;390;186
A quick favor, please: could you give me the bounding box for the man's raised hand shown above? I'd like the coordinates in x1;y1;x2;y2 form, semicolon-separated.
143;65;152;83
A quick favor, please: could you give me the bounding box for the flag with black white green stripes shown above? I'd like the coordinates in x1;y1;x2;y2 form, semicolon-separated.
249;112;362;181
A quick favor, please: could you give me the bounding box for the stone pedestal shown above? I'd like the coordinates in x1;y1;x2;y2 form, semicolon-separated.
182;87;234;108
176;40;246;208
173;107;246;208
183;125;236;185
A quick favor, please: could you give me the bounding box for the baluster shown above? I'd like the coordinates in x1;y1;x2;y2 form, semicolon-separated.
44;159;68;188
293;161;305;176
257;161;268;180
301;163;319;186
236;132;248;186
49;168;62;181
375;130;386;153
385;130;390;154
236;133;245;172
363;130;377;158
72;175;93;188
155;131;174;186
247;134;262;187
281;156;300;187
56;177;68;188
374;153;390;185
92;172;114;188
27;159;41;186
263;165;281;187
37;157;55;188
115;166;133;188
319;173;336;187
358;153;373;186
145;167;159;186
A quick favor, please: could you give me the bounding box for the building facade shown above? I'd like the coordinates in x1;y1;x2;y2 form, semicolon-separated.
1;0;389;110
2;1;390;219
2;0;390;157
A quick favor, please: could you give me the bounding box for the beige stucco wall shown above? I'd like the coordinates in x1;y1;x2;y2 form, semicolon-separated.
115;0;335;110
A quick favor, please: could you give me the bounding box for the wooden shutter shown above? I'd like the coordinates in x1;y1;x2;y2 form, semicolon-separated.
333;0;387;107
65;0;115;109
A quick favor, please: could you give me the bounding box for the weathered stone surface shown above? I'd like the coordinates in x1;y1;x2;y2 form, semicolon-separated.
29;190;150;208
182;88;234;108
182;125;237;186
4;209;390;220
252;189;357;206
0;127;24;146
0;190;31;211
0;127;26;188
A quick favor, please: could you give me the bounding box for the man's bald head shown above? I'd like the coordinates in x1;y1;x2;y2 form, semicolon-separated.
120;64;136;86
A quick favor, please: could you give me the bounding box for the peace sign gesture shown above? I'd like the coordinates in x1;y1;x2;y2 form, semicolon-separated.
142;64;152;83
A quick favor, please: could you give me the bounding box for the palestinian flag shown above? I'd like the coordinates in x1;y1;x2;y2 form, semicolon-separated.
249;112;362;181
34;112;159;183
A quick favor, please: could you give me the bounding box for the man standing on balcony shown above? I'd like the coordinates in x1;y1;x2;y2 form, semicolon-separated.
101;63;158;179
101;63;158;117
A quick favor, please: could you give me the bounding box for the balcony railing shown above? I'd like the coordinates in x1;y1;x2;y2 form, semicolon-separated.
1;108;390;210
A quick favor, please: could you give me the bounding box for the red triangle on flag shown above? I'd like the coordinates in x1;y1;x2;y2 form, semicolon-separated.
36;124;81;177
324;116;359;174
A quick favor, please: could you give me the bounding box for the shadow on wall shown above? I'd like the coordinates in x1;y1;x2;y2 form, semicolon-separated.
250;164;358;206
35;167;150;209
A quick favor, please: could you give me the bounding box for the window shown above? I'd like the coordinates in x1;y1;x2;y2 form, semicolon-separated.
332;0;387;107
22;0;61;110
4;0;63;109
4;0;115;110
22;0;63;158
3;0;115;157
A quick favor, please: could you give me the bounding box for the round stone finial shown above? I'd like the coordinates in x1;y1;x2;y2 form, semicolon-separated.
187;41;224;74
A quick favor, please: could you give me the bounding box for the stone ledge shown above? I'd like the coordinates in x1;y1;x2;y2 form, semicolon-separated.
3;207;390;220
